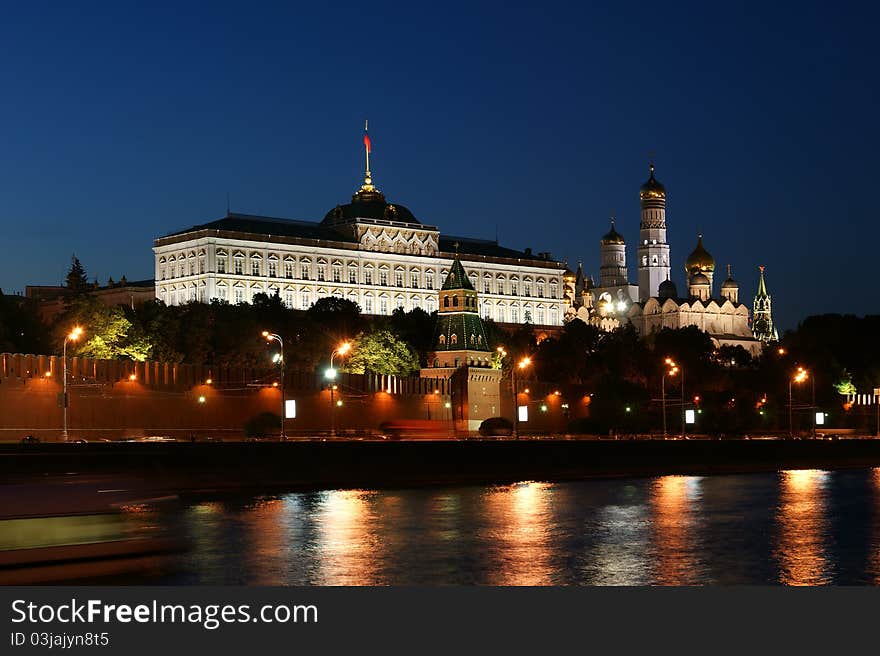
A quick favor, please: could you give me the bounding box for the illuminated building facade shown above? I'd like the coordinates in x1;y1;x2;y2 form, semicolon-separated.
153;130;566;326
752;266;779;343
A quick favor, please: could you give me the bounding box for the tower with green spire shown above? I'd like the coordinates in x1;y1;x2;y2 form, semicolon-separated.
752;265;778;343
428;250;492;368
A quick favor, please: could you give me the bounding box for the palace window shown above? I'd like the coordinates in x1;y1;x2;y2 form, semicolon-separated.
317;264;326;281
251;260;261;277
301;290;311;310
484;280;491;294
199;256;206;275
380;298;388;315
301;263;310;279
451;334;458;345
268;260;277;278
234;287;244;304
511;280;518;296
349;268;358;284
364;295;373;313
234;257;244;275
444;297;450;308
396;295;405;310
426;297;436;313
284;291;294;308
551;308;558;325
364;269;373;285
380;270;388;286
525;283;532;297
333;265;341;283
285;262;293;278
537;282;545;298
511;307;519;323
411;272;419;288
439;334;446;345
426;271;435;289
217;255;226;274
396;271;404;288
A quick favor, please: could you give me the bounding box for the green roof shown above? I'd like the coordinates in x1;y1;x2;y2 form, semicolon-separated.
441;254;475;291
432;312;491;352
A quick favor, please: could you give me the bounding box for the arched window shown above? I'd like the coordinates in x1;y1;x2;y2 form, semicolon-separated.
453;296;458;307
444;297;450;308
451;334;458;345
439;334;446;345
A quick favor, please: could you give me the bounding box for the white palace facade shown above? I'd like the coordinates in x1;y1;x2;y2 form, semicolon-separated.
153;150;566;326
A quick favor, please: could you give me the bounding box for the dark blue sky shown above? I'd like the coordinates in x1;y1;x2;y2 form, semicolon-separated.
1;1;877;329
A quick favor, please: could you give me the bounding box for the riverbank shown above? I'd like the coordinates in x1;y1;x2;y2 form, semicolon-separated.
3;438;880;494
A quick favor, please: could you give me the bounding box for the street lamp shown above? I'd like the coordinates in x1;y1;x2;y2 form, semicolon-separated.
262;331;286;440
789;367;808;439
512;355;532;440
661;358;679;439
325;341;352;437
62;326;83;442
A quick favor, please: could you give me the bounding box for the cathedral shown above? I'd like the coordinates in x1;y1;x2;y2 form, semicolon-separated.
565;164;777;356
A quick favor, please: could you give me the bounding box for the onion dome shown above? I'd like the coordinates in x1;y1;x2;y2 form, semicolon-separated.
685;234;715;274
658;278;678;300
721;264;738;290
563;263;576;280
601;219;625;245
690;271;710;285
639;163;666;200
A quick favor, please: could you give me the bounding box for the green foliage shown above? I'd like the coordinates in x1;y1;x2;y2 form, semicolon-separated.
59;296;152;361
65;255;89;293
0;294;49;354
834;370;857;396
346;328;420;376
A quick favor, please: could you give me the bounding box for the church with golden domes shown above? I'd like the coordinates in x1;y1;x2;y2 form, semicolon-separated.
565;164;772;357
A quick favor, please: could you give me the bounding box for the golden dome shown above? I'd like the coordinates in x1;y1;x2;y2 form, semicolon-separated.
685;234;715;273
639;163;666;200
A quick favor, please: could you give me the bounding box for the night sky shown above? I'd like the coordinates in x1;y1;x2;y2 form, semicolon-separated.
1;1;877;330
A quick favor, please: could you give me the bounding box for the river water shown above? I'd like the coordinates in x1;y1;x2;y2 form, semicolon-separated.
155;468;880;585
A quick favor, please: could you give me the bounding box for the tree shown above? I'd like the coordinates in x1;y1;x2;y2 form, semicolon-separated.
58;295;152;361
65;255;89;293
346;328;420;376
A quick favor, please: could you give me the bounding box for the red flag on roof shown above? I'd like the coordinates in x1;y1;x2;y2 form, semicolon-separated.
364;132;371;154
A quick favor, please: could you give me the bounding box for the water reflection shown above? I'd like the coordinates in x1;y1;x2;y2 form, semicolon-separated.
313;490;380;585
872;468;880;584
775;470;831;585
482;482;555;585
153;469;880;585
649;476;703;585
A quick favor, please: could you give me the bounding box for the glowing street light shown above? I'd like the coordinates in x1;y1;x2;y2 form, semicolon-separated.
661;358;681;439
327;341;352;437
789;367;813;438
512;354;532;440
62;326;84;441
262;331;286;440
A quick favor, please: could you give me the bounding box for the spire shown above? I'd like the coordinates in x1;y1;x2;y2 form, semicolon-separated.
441;251;474;291
363;119;372;186
756;265;769;297
354;120;383;201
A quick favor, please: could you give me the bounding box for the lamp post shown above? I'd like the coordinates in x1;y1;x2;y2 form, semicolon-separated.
512;355;532;441
325;342;352;437
789;367;808;439
662;358;679;440
261;331;286;440
62;326;83;442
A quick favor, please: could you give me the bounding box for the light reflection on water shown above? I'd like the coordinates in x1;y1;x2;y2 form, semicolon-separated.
157;468;880;585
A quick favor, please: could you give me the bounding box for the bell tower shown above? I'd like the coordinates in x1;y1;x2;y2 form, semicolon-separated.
637;163;671;301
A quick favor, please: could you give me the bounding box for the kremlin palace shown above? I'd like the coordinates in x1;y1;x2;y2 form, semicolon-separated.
153;147;567;328
153;131;777;353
